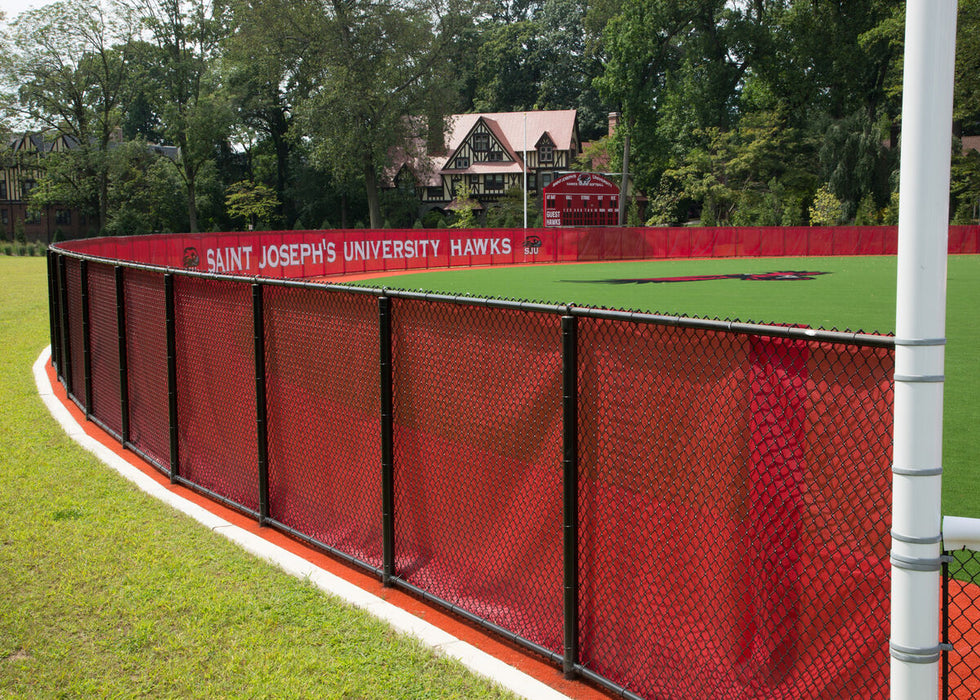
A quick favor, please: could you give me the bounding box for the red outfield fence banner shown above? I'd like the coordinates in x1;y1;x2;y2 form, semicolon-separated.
55;225;980;278
45;229;978;699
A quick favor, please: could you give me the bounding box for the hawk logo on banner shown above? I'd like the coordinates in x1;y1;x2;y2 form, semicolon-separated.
586;271;830;284
523;235;543;256
183;247;200;268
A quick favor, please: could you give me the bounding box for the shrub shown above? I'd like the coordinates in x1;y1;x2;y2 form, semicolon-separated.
809;185;846;226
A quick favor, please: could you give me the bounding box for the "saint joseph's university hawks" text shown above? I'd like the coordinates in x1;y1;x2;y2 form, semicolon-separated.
205;236;514;273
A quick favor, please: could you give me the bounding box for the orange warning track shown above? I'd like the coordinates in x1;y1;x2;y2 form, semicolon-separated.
948;578;980;699
44;359;612;700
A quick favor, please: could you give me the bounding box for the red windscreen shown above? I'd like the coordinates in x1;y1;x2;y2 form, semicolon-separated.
174;277;258;511
262;286;384;567
86;262;122;436
391;299;565;652
575;318;892;699
123;269;170;470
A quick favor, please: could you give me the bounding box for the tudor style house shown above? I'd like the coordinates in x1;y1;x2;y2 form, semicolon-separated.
391;109;581;211
1;132;88;243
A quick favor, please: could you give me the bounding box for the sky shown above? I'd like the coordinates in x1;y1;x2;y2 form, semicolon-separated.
1;0;56;22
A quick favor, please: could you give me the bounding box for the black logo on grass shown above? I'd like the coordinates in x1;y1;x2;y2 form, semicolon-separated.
183;247;200;268
587;271;830;284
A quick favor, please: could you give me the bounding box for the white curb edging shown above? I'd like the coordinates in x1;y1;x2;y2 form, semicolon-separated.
34;346;571;700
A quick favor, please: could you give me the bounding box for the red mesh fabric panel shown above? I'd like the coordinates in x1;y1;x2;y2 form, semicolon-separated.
577;319;752;696
174;277;258;511
783;227;807;256
391;300;563;652
576;318;892;699
86;262;122;436
740;336;808;687
65;258;86;404
263;286;383;568
124;270;170;469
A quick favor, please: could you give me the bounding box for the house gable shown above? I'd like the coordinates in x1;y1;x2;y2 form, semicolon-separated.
445;117;517;171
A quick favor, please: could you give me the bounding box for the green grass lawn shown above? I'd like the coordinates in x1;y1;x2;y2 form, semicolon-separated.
361;254;980;519
0;256;516;699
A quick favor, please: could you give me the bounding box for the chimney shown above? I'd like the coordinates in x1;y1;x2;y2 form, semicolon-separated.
608;112;620;137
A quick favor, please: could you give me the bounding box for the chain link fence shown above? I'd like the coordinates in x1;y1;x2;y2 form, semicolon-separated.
262;284;384;569
49;249;907;699
945;549;980;699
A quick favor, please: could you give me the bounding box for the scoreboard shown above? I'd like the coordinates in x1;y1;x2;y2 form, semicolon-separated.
543;172;621;227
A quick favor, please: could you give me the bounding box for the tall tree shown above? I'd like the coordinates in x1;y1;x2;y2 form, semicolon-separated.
129;0;231;232
287;0;463;228
535;0;608;138
594;0;730;193
954;0;980;135
223;0;304;227
4;0;136;232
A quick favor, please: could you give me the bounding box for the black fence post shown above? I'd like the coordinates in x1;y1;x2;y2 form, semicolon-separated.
58;255;71;389
47;250;59;371
942;552;950;700
561;313;579;679
253;283;270;525
379;295;395;586
165;274;180;482
115;266;130;445
80;259;92;417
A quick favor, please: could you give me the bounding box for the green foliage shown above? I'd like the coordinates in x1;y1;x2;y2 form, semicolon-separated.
855;193;886;226
5;0;137;232
103;139;188;236
473;22;540;112
951;146;980;225
2;0;974;231
485;187;526;228
818;110;895;220
955;0;980;134
291;0;462;228
380;177;422;229
421;209;447;229
809;185;846;226
225;180;280;230
448;182;479;228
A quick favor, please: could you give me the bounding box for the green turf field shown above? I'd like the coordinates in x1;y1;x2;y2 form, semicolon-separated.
359;254;980;519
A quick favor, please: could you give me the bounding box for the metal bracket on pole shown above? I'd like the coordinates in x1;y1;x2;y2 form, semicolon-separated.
893;374;945;383
890;552;943;572
892;465;943;477
893;338;947;347
890;642;945;665
891;531;943;546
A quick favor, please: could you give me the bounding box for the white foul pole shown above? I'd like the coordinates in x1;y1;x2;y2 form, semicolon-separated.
891;2;957;699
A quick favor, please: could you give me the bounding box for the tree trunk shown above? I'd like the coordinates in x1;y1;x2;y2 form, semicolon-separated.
364;157;383;229
186;167;198;233
619;130;631;226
